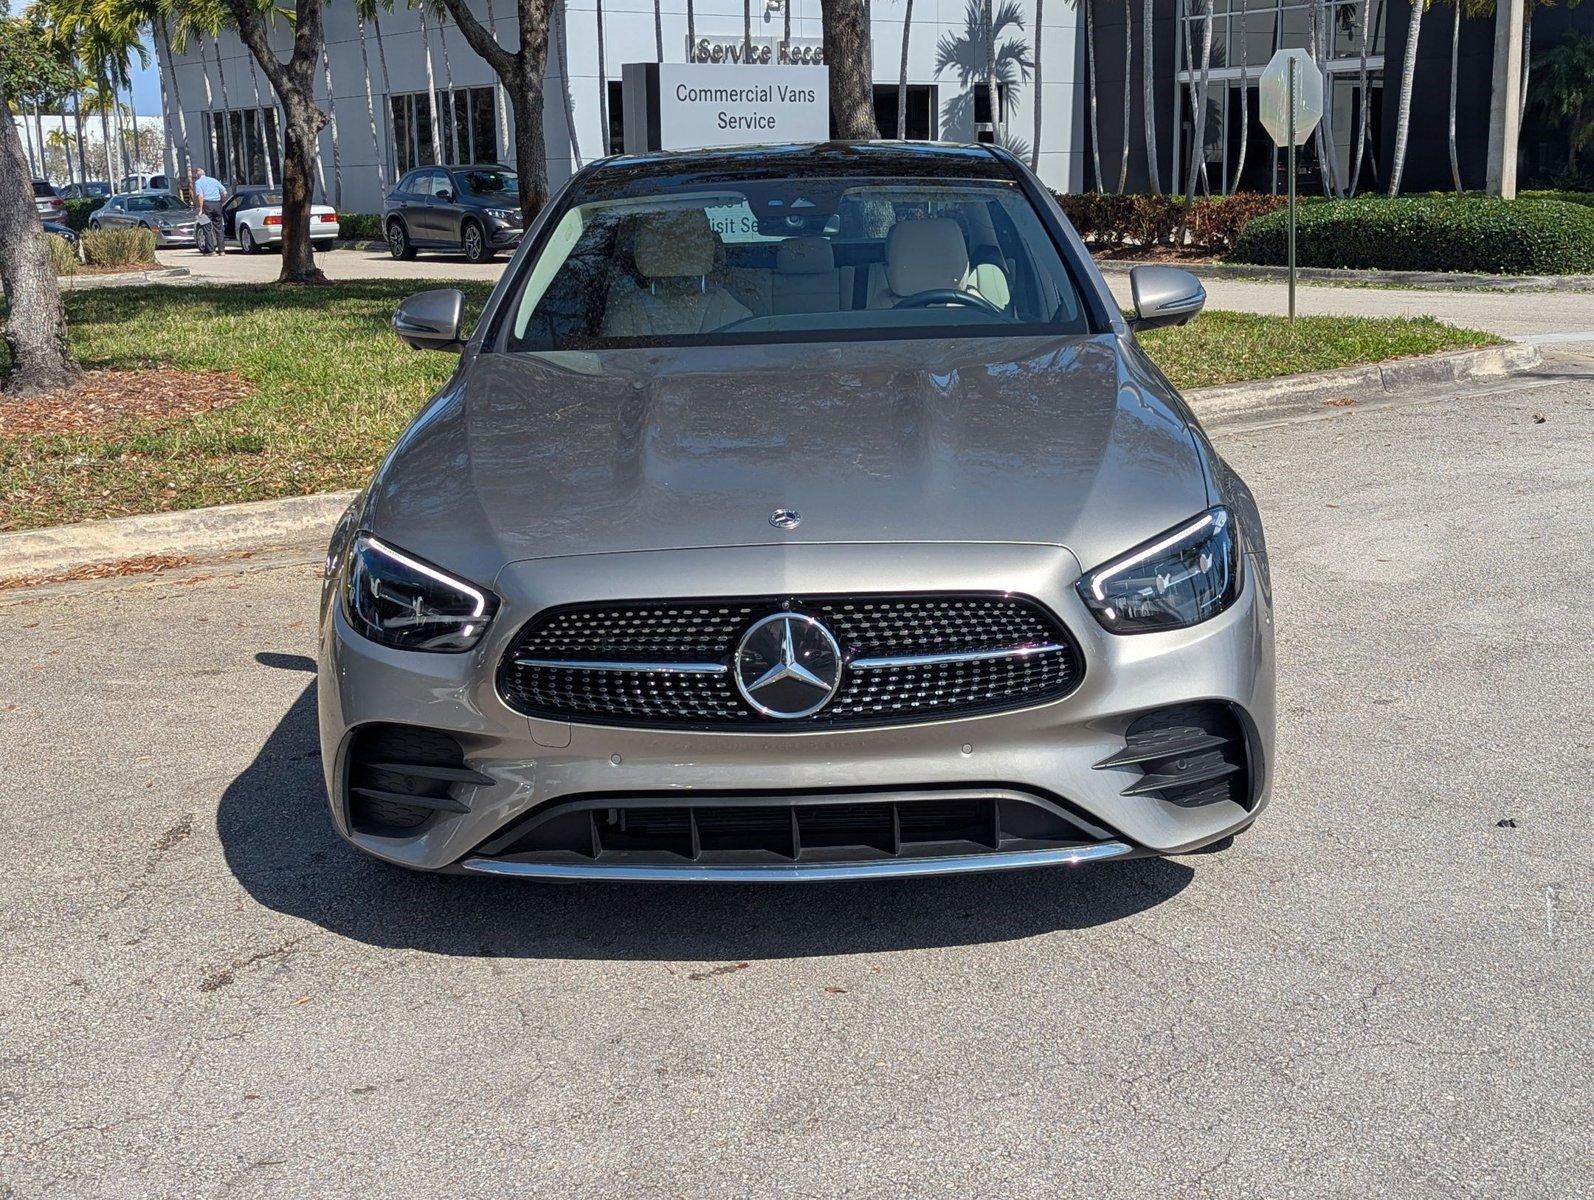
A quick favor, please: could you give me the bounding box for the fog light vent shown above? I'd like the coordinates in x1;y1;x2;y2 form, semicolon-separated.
346;724;490;836
1096;703;1250;809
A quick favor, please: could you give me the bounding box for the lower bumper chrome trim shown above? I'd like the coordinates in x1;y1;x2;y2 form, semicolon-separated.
455;841;1135;882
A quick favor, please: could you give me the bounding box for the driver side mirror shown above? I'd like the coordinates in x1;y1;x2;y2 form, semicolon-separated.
393;288;465;352
1127;266;1206;333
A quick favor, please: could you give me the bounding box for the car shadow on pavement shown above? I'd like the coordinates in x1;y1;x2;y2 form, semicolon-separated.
219;683;1194;960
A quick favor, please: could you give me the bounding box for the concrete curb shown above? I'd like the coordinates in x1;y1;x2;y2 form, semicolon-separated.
0;342;1543;583
60;266;191;289
0;491;358;583
1188;341;1542;418
1093;259;1594;293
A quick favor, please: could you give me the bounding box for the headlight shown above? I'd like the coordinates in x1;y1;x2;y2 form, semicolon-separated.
1076;507;1241;634
155;218;170;228
485;207;518;222
343;534;497;652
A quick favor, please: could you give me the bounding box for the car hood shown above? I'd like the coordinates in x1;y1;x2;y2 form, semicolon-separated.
363;333;1210;582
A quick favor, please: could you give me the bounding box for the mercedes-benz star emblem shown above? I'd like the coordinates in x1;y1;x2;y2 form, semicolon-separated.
734;613;843;719
769;508;801;530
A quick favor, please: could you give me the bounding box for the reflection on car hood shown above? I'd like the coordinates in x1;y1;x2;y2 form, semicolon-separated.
364;334;1210;581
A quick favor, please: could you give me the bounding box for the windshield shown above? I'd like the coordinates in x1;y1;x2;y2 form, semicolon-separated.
34;182;59;198
463;169;518;196
506;177;1087;350
126;195;187;212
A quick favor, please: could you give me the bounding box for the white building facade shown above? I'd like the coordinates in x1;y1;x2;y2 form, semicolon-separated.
158;0;1086;215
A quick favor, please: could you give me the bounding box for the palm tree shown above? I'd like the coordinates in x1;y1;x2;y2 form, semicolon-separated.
898;0;915;138
1117;0;1130;191
353;3;385;190
1080;0;1103;186
416;4;443;161
320;39;342;201
655;0;664;61
1141;0;1159;192
482;0;509;158
1178;0;1213;230
1388;0;1425;194
1032;0;1045;172
744;0;753;61
596;0;610;151
1528;31;1594;176
1230;0;1249;193
1350;0;1372;193
1446;0;1463;191
983;0;999;142
556;0;581;168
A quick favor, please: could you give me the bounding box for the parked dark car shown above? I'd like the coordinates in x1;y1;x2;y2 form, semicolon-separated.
382;164;522;264
60;181;111;200
42;220;78;245
33;181;65;222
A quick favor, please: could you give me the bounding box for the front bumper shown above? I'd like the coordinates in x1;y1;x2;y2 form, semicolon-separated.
317;542;1275;879
154;225;197;246
484;217;523;249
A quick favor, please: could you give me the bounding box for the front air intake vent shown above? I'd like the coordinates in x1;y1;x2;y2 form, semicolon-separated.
1096;703;1251;809
345;724;490;836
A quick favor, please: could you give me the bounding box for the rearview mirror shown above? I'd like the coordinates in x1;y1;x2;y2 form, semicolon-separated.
1128;266;1206;333
393;288;465;352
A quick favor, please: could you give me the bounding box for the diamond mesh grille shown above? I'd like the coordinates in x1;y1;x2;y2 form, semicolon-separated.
498;594;1082;729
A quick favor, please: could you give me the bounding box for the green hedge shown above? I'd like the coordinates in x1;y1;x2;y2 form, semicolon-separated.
79;228;158;268
63;197;100;231
1228;195;1594;275
1520;189;1594;209
336;212;382;241
1054;192;1289;253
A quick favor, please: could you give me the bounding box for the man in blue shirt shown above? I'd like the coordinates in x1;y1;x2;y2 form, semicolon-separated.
191;168;228;255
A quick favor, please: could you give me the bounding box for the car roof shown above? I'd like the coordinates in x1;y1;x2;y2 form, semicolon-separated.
584;141;1013;188
439;163;513;172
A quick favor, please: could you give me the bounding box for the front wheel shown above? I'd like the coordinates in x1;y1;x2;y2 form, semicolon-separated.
461;221;493;265
387;219;416;261
88;220;101;232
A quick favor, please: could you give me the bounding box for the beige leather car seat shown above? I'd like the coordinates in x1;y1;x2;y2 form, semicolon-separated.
602;211;752;336
861;217;1007;311
771;237;845;314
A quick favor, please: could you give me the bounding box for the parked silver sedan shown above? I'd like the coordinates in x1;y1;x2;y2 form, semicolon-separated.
319;142;1274;883
87;191;197;246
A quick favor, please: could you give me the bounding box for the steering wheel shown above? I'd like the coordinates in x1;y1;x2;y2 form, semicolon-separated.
891;288;1007;317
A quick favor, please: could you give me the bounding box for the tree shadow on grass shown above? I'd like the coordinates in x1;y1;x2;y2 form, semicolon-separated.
219;680;1193;961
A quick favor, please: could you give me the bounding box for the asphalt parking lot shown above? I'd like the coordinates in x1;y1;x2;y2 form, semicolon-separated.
1;354;1589;1197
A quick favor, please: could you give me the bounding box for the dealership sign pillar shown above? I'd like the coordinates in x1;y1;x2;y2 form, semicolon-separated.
1258;49;1323;324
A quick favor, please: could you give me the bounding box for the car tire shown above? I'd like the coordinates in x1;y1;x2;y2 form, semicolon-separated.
461;220;493;264
387;219;417;261
240;225;260;254
88;220;101;232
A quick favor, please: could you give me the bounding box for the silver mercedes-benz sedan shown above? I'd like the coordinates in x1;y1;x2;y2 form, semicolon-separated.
318;142;1274;882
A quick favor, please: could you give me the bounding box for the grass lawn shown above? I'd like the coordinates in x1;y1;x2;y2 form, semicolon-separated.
1;283;1498;532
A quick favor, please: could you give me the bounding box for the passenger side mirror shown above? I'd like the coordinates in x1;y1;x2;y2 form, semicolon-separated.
393;288;465;352
1127;266;1206;333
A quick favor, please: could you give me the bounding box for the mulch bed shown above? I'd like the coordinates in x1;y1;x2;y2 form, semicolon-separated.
1089;245;1219;264
0;369;251;438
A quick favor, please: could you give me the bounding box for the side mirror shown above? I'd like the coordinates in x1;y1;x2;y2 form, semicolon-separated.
1128;266;1206;333
393;288;465;352
436;189;454;203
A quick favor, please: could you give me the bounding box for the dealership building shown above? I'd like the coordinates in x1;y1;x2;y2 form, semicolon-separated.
155;0;1590;217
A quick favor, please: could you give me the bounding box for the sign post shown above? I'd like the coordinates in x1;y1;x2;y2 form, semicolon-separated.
1258;49;1323;323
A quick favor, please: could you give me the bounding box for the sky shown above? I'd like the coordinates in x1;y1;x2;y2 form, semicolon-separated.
130;39;163;116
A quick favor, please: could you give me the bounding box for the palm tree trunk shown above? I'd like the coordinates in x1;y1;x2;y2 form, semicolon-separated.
1519;3;1532;141
1118;0;1131;192
597;0;610;150
1080;0;1103;185
782;0;789;57
356;12;385;190
557;0;583;168
984;0;1000;143
744;0;753;61
73;85;89;183
320;43;343;203
1142;0;1160;192
656;0;665;61
1232;2;1249;193
1034;0;1047;171
372;10;397;170
1180;0;1213;229
898;0;914;138
98;71;115;188
20;110;38;179
418;7;444;162
1312;0;1341;196
1447;0;1461;192
484;0;510;158
1350;0;1371;194
688;0;697;55
1388;0;1422;195
34;103;50;182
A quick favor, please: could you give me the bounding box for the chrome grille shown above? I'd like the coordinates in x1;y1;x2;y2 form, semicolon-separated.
498;594;1083;730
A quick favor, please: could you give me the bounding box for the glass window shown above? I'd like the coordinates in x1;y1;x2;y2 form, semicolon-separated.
506;178;1088;351
606;81;624;156
460;167;518;196
873;85;938;140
